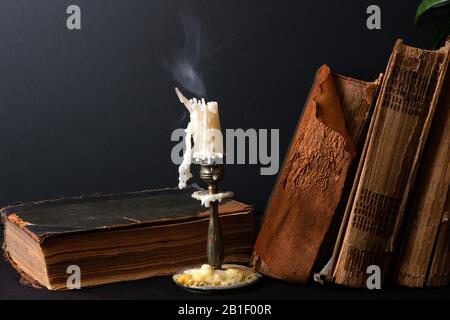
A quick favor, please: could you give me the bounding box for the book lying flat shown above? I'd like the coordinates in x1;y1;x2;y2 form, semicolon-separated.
252;64;380;283
1;185;254;290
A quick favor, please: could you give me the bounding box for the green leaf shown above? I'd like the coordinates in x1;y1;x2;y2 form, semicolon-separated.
433;17;450;48
415;0;450;24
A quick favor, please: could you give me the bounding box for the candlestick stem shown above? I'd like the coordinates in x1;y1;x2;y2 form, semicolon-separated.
200;164;224;269
207;199;223;269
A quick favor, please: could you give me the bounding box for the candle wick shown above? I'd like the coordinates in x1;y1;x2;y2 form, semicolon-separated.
175;87;193;113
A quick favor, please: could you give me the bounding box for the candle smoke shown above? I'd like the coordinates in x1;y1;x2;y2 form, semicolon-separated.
167;12;207;100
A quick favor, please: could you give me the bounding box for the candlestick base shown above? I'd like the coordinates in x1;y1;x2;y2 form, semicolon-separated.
173;264;261;293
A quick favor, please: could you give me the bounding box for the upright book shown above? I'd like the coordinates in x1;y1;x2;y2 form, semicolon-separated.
2;185;254;290
252;64;380;283
395;54;450;288
329;40;450;288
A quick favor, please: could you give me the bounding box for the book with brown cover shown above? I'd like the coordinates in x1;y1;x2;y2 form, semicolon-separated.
1;185;254;290
251;65;380;283
395;56;450;288
331;40;450;288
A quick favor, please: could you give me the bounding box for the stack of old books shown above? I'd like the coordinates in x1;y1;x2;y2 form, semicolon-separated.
253;39;450;288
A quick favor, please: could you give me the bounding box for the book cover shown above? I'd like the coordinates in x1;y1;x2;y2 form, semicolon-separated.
252;65;379;283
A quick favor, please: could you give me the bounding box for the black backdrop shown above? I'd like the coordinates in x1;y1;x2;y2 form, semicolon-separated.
0;0;440;213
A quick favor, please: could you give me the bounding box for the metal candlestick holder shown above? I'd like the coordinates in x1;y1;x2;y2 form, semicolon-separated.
199;163;224;269
173;162;261;293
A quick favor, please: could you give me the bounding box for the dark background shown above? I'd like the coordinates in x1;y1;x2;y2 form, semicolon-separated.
0;0;448;300
0;0;441;212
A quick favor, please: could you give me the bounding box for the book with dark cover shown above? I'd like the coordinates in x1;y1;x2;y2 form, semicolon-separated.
1;185;254;290
252;64;380;283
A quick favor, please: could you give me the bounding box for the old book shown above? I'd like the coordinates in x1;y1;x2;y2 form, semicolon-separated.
395;58;450;288
251;64;380;283
332;40;450;288
1;185;254;290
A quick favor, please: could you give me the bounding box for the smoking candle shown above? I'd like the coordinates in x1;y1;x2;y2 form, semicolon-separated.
174;88;235;273
175;88;224;189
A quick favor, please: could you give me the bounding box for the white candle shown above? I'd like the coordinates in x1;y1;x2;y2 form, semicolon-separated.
176;88;224;189
194;99;223;162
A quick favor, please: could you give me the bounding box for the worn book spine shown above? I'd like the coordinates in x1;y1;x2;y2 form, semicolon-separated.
252;65;378;283
395;62;450;288
313;73;382;280
427;206;450;286
323;73;384;283
333;40;450;288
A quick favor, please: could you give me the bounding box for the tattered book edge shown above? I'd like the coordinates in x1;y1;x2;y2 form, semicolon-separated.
2;243;45;289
